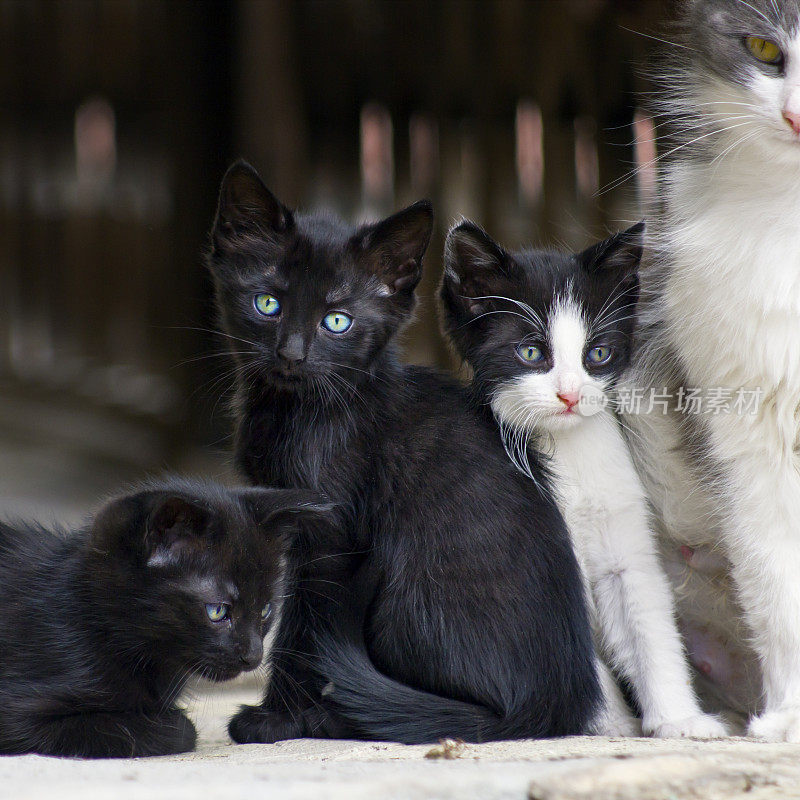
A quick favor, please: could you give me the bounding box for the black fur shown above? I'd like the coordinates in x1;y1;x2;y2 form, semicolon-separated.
207;161;600;745
0;478;329;758
439;220;644;403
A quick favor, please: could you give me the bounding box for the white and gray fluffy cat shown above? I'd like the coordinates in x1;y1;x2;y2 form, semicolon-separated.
625;0;800;740
440;220;726;738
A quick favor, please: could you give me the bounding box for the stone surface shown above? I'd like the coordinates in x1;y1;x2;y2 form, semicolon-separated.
3;684;800;800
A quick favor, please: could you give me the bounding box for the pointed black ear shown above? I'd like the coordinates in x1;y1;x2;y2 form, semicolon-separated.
243;488;337;532
579;221;645;278
351;200;433;296
145;496;210;568
211;160;293;252
442;220;515;316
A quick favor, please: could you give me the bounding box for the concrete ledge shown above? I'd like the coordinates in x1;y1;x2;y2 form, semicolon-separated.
4;686;800;800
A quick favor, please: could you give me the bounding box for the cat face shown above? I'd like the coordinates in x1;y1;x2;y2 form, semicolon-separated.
440;222;643;435
672;0;800;157
207;161;433;394
91;481;332;682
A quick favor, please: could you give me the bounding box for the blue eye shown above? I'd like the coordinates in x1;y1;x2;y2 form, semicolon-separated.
322;311;352;334
516;344;545;363
205;603;230;622
587;346;612;365
261;603;272;621
254;294;280;316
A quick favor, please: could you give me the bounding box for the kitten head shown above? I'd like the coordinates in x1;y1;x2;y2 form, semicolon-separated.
440;221;644;435
90;479;333;682
665;0;800;159
207;161;433;394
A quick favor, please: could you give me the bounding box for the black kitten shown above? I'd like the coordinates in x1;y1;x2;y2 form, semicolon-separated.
0;478;329;758
207;161;600;745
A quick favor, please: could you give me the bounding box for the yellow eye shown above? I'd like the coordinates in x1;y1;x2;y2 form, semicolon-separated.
205;603;230;622
516;344;544;363
322;312;352;334
254;294;280;316
587;346;612;365
745;36;782;64
261;602;272;621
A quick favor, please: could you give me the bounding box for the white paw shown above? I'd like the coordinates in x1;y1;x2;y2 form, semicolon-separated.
748;707;800;742
589;712;642;737
647;713;728;739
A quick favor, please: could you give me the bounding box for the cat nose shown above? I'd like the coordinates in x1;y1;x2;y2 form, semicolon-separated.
783;109;800;135
239;638;263;669
277;334;306;365
557;391;580;410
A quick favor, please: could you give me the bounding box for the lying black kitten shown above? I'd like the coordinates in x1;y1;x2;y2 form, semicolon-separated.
0;478;329;758
207;161;599;745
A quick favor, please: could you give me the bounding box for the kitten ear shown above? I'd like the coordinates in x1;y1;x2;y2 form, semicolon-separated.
351;200;434;296
442;220;513;316
244;488;337;533
579;221;645;278
145;496;210;568
211;160;294;252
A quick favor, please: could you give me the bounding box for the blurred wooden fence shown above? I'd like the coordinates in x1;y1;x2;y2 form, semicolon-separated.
0;0;667;457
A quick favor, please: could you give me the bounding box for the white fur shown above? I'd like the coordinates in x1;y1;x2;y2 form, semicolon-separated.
627;27;800;741
493;302;725;739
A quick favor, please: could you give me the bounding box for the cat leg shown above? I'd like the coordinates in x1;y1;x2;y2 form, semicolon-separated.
30;708;196;758
592;512;727;739
229;587;340;744
587;659;641;737
708;430;800;741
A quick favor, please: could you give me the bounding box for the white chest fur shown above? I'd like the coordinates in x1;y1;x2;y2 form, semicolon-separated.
548;412;649;579
661;152;800;402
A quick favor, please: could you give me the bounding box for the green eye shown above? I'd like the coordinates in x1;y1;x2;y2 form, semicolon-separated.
205;603;230;622
261;602;272;621
322;311;352;333
587;346;612;365
254;294;280;316
517;344;544;363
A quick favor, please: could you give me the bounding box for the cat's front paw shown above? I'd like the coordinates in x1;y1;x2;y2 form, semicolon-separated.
748;707;800;742
646;713;728;739
228;705;303;744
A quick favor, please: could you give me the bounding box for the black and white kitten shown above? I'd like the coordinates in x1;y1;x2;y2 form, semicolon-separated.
625;0;800;741
0;478;329;758
440;221;725;739
207;161;600;745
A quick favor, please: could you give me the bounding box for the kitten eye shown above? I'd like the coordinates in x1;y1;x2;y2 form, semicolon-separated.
322;311;352;334
745;36;782;65
516;344;545;364
205;602;230;622
261;602;272;621
587;346;612;365
254;294;281;316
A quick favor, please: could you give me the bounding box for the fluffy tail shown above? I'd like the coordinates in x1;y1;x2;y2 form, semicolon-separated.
315;600;538;744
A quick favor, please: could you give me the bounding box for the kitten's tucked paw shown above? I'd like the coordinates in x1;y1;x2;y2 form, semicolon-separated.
228;705;303;744
647;713;728;739
748;707;800;742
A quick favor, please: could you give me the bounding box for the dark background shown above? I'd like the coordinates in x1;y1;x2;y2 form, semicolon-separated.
0;0;669;520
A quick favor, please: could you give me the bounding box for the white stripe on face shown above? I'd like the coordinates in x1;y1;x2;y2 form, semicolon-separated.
549;298;587;404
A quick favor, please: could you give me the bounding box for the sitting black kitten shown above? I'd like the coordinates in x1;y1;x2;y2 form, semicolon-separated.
207;161;600;745
0;478;329;758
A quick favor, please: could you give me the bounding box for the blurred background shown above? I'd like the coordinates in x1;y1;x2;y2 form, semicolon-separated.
0;0;669;522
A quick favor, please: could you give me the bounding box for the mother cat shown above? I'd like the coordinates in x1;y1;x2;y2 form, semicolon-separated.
206;161;599;744
627;0;800;740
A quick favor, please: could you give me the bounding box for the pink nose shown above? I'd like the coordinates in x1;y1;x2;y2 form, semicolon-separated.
783;109;800;134
557;391;580;410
